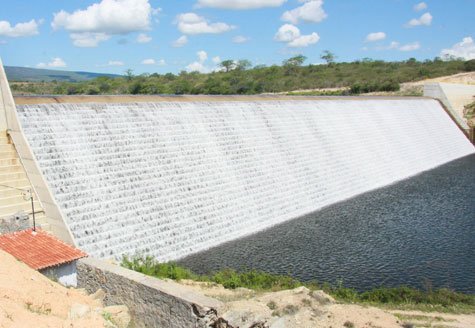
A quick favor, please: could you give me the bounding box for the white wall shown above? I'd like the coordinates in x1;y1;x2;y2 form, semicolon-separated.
41;262;78;287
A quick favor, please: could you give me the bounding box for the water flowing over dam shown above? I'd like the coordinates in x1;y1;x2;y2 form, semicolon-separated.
14;98;475;261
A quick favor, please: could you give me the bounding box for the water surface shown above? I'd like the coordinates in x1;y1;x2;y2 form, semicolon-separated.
179;154;475;294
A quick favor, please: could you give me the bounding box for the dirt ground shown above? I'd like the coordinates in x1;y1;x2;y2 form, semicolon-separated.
179;279;475;328
0;250;110;328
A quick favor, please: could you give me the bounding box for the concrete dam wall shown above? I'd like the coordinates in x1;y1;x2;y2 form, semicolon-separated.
12;97;474;261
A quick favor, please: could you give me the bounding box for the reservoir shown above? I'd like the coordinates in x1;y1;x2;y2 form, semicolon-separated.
179;154;475;294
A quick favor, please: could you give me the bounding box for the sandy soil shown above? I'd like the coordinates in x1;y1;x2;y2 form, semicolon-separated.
0;250;109;328
179;280;475;328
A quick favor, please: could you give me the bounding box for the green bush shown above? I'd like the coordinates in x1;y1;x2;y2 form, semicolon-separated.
463;59;475;72
121;254;475;309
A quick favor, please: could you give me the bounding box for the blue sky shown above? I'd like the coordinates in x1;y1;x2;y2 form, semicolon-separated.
1;0;474;75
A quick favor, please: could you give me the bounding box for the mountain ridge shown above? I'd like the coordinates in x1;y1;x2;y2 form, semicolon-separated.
5;66;120;82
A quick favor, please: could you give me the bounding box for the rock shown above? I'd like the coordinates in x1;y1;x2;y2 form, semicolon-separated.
310;290;335;305
103;305;131;328
270;317;287;328
69;302;91;320
91;288;106;304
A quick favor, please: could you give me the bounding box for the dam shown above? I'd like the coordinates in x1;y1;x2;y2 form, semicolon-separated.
1;62;474;264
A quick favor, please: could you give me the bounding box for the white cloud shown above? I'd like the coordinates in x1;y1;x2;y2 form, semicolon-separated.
186;51;211;73
185;61;209;73
212;56;221;64
440;37;475;60
37;57;67;68
364;32;386;43
197;50;208;63
195;0;287;10
281;0;327;24
414;2;427;12
288;32;319;48
398;42;420;52
388;41;400;49
174;13;235;35
274;24;300;42
171;35;188;47
142;59;155;65
373;41;420;52
136;33;152;43
70;32;110;47
141;58;165;65
274;24;319;48
107;60;124;66
0;19;41;38
405;12;432;27
52;0;155;47
232;35;250;43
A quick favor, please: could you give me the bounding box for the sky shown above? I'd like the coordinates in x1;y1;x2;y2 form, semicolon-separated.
0;0;474;75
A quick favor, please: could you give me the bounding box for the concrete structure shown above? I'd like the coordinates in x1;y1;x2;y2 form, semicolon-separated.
424;82;475;132
77;257;222;327
0;58;74;244
14;98;475;263
1;57;474;263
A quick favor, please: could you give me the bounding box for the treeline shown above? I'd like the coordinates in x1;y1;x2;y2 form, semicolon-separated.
10;56;475;96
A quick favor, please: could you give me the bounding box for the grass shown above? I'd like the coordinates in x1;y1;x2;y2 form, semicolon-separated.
121;254;475;313
25;302;51;315
327;284;475;312
121;254;305;291
343;321;355;328
286;89;347;96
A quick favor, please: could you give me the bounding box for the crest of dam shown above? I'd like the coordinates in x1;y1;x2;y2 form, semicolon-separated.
13;97;475;261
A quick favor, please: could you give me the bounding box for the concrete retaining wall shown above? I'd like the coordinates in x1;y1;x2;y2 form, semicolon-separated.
424;82;475;131
77;257;222;328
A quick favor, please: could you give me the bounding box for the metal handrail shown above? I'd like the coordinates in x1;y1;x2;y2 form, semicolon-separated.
0;183;37;231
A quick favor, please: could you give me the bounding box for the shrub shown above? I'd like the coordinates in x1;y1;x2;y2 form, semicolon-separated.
464;59;475;72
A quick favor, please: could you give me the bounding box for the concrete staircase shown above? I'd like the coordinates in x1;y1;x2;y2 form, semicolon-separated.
0;130;50;232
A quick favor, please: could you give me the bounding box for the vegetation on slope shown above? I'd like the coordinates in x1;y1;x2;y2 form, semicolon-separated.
9;56;475;96
464;97;475;120
122;254;475;312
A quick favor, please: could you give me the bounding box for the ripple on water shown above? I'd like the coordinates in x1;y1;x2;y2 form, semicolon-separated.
179;154;475;294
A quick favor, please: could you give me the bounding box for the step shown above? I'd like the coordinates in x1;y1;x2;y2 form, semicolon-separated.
0;201;42;218
0;151;17;159
0;195;30;207
0;188;30;198
0;158;20;166
0;179;31;189
0;144;14;152
0;172;27;182
0;137;9;144
0;165;24;173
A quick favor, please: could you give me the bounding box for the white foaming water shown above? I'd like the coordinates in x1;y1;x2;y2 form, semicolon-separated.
16;99;475;261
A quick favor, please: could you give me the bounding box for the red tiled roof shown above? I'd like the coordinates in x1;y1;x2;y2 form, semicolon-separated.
0;229;87;270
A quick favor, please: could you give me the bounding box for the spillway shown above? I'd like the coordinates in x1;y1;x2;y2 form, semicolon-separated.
13;98;474;261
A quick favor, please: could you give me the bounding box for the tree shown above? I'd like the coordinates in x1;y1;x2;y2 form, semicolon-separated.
124;69;134;81
220;60;235;72
320;50;336;64
236;59;252;71
283;55;307;66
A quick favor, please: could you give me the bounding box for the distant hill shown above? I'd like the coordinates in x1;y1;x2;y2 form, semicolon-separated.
5;66;120;82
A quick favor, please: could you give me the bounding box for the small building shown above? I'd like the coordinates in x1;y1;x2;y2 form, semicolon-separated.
0;228;87;286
